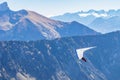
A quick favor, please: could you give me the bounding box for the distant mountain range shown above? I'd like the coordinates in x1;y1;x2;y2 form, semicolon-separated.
0;2;120;80
89;16;120;33
51;9;120;33
0;2;99;41
1;30;120;80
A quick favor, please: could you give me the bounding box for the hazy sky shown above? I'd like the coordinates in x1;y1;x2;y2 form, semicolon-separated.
0;0;120;17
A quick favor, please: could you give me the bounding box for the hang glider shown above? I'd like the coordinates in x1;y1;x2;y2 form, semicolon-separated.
76;46;96;62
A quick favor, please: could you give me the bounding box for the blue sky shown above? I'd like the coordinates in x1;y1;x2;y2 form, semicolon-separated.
0;0;120;17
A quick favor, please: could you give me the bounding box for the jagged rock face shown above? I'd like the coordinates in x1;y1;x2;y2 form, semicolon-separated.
0;36;107;80
0;2;99;41
85;31;120;80
0;2;9;12
1;31;120;80
51;9;120;33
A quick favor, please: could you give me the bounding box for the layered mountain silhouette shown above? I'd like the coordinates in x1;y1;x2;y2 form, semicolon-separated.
0;2;99;41
1;30;120;80
1;2;120;80
89;16;120;33
51;9;120;33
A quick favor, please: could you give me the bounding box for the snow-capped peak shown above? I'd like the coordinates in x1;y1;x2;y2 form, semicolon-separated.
79;12;108;17
91;12;108;17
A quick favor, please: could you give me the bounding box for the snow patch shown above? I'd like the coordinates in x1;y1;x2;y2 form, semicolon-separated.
91;13;108;17
79;13;108;17
79;13;90;17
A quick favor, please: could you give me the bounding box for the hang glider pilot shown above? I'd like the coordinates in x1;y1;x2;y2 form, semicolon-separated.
76;47;96;62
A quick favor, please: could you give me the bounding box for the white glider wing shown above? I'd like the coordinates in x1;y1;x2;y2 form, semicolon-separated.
76;46;96;59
